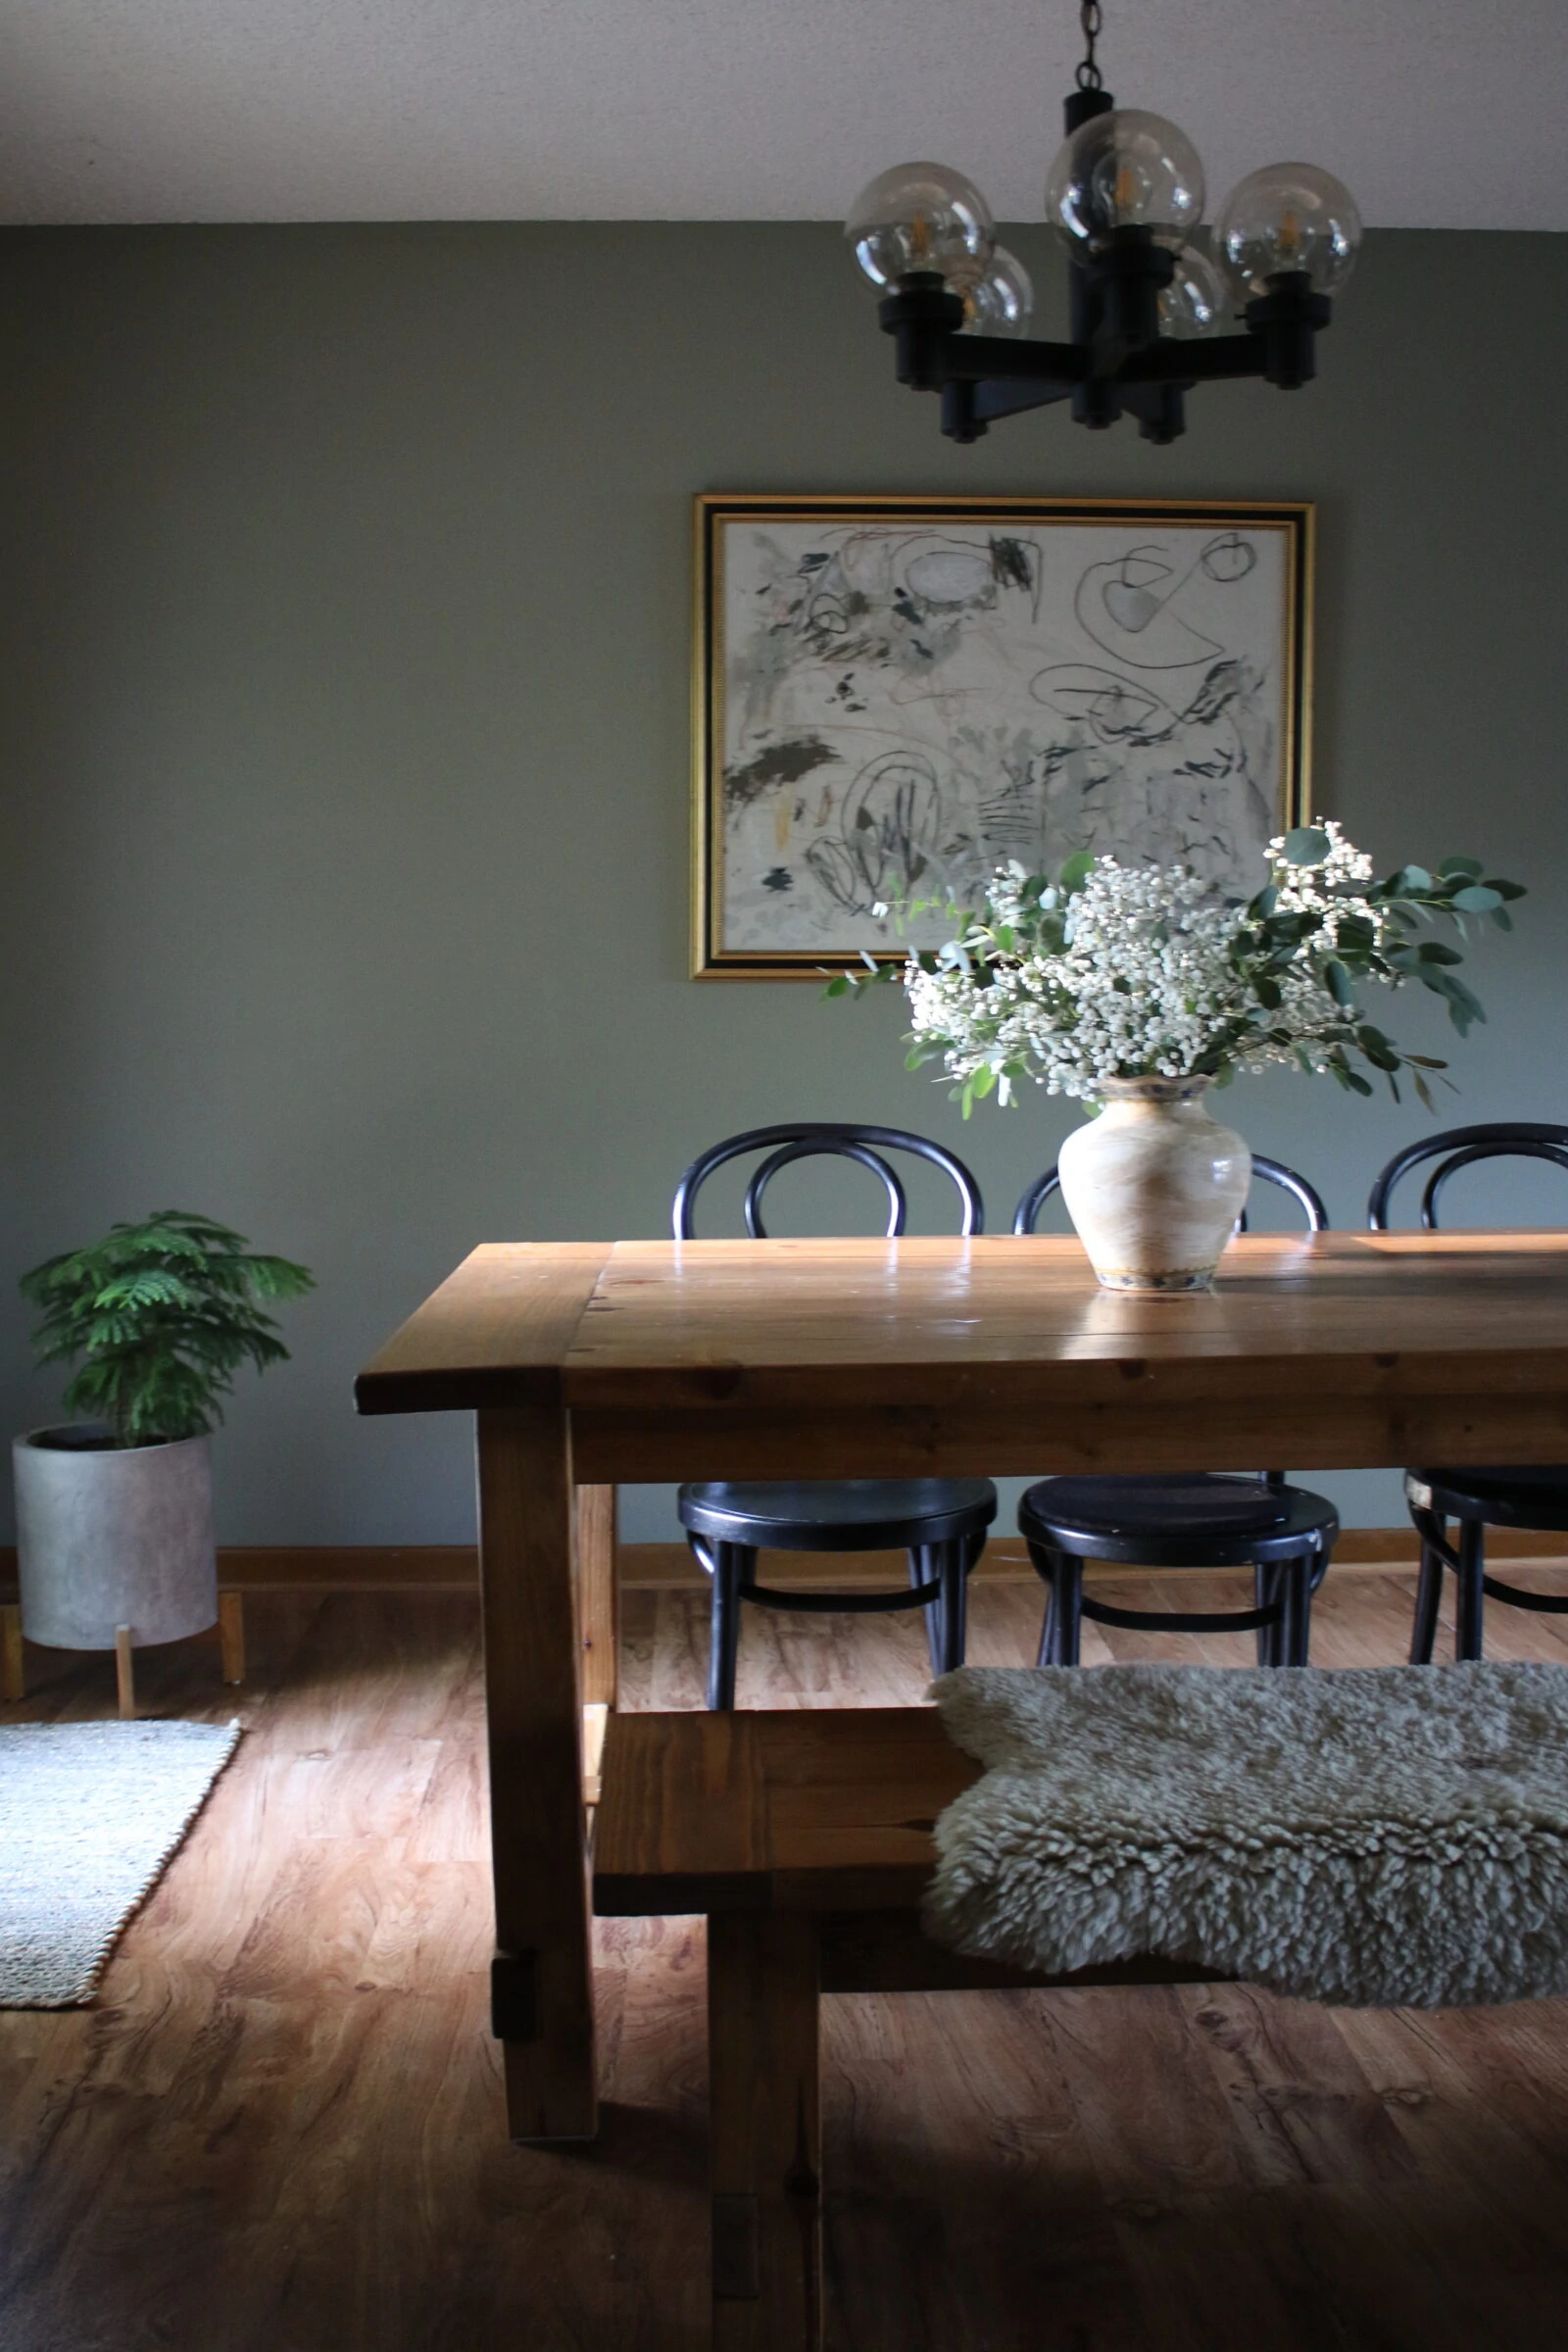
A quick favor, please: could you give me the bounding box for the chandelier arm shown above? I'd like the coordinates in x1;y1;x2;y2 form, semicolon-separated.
940;375;1079;443
972;377;1079;417
927;333;1088;385
1119;335;1271;384
885;315;1326;416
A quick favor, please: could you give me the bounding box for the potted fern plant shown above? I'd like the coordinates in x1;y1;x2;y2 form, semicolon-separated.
13;1211;313;1684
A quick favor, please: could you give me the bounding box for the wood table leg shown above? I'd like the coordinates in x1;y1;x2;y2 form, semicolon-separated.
1;1602;24;1703
709;1911;822;2352
477;1403;597;2142
582;1702;609;1807
574;1482;618;1710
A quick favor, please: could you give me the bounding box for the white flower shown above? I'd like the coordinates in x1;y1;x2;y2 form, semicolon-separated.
903;823;1412;1102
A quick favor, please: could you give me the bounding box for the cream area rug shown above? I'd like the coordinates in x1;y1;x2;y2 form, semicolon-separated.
0;1719;241;2007
927;1663;1568;2008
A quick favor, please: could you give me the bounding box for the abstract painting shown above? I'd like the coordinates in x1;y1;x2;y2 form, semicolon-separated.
693;495;1313;977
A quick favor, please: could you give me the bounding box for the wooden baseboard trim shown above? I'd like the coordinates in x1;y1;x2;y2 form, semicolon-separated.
5;1526;1568;1608
608;1533;1568;1587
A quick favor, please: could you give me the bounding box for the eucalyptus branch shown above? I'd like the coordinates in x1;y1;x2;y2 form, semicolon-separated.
828;825;1523;1118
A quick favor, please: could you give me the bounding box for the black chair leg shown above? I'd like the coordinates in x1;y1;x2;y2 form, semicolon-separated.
1279;1552;1312;1666
707;1540;751;1711
1254;1561;1281;1666
908;1544;946;1679
936;1539;968;1674
1042;1552;1083;1665
1034;1550;1056;1667
1409;1537;1444;1664
1454;1517;1486;1663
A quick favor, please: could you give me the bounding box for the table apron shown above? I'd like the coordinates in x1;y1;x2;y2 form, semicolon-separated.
568;1393;1568;1483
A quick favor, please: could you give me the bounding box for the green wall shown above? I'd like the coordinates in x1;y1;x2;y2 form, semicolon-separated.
1;223;1564;1544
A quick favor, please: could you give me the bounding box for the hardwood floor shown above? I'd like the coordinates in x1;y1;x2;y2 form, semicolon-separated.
5;1569;1568;2349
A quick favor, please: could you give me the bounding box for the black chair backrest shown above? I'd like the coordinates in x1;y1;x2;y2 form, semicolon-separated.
674;1123;984;1240
1013;1153;1328;1236
1367;1124;1568;1231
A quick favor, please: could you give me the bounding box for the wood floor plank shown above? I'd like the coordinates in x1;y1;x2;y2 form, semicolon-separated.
6;1581;1568;2350
825;1986;1141;2350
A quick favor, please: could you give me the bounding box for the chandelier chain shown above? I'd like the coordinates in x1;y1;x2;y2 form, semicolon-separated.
1075;0;1103;91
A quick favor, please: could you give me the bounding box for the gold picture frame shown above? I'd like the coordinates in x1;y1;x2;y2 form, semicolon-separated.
692;492;1314;980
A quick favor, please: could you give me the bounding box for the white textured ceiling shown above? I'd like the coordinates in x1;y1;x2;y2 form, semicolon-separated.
0;0;1562;229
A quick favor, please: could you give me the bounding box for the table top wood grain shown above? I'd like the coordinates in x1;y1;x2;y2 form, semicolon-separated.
356;1233;1568;1478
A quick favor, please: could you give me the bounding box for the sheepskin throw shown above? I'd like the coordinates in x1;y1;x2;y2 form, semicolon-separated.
926;1663;1568;2008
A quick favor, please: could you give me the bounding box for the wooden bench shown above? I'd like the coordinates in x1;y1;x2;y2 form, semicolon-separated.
593;1707;1224;2352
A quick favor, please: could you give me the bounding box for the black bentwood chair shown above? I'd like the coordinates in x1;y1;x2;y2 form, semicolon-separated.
1013;1156;1339;1666
1369;1123;1568;1663
673;1125;998;1709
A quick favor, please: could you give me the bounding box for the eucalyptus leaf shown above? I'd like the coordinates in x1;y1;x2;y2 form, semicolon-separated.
1282;827;1330;865
850;827;1521;1133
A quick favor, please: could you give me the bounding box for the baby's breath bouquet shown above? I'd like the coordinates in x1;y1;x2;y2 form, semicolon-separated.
836;824;1523;1118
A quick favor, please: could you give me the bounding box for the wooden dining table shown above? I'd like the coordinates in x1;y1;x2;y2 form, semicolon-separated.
354;1227;1568;2143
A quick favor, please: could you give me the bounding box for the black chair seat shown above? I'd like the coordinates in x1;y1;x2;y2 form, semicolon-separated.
1371;1124;1568;1662
1022;1473;1290;1544
679;1478;998;1552
1019;1475;1340;1664
1011;1153;1336;1668
672;1123;991;1706
1409;1467;1568;1531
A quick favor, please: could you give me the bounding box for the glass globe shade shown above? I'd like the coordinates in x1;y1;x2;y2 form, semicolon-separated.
1215;163;1362;299
845;162;996;290
1158;246;1229;339
1044;109;1205;257
959;246;1034;338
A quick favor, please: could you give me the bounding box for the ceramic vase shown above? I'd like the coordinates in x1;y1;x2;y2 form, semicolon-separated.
1056;1077;1251;1292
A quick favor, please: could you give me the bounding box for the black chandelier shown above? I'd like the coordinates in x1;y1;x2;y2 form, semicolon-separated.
846;1;1362;447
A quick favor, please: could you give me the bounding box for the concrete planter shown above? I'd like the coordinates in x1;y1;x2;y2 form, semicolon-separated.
13;1424;217;1650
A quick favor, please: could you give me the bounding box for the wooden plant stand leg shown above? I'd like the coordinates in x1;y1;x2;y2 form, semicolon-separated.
218;1590;246;1686
1;1602;24;1703
709;1911;822;2352
115;1625;135;1720
574;1482;618;1711
477;1403;597;2143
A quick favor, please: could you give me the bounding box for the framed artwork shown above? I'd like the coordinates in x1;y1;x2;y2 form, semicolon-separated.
692;493;1314;979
